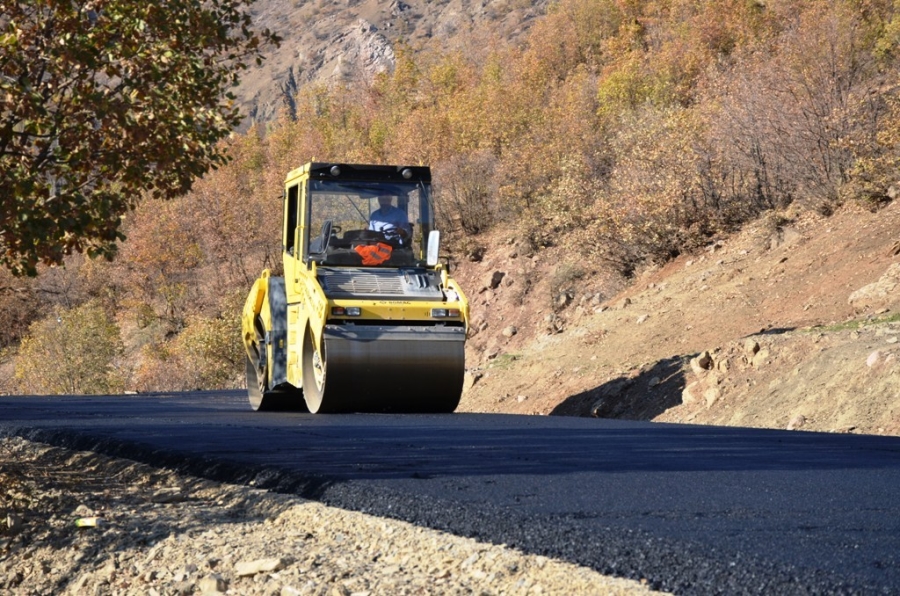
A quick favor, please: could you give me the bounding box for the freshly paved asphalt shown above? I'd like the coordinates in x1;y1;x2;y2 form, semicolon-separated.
2;390;899;595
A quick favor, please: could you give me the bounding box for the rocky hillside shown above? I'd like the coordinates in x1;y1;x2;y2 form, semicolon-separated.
233;0;900;436
237;0;548;123
453;201;900;436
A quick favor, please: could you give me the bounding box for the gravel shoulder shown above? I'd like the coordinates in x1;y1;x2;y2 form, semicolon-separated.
0;436;665;595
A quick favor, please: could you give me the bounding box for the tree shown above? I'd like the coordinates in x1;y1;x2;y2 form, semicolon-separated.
118;196;203;327
0;0;279;276
0;266;41;348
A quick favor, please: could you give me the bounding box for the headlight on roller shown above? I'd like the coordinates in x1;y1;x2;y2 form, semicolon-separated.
431;308;461;318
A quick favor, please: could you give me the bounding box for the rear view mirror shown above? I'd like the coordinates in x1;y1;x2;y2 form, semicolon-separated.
427;230;440;266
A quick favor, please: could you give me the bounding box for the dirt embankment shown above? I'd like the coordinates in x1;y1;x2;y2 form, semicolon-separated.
0;437;661;596
455;201;900;437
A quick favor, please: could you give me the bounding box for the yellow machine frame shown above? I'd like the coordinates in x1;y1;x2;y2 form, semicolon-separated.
242;163;469;413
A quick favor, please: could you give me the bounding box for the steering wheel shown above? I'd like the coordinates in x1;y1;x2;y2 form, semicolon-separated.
378;226;410;247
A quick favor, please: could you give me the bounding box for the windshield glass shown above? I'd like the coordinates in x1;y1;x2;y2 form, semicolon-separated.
306;179;433;267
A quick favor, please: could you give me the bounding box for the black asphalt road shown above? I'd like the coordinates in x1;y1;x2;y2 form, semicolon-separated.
2;390;899;595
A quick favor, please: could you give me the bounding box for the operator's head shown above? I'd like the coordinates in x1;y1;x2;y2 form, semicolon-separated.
377;195;394;209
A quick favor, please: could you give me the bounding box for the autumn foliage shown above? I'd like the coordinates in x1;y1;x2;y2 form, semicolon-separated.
3;0;899;394
0;0;279;276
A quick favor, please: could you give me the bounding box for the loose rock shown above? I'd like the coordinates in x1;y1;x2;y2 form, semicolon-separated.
235;557;287;577
867;350;882;367
743;339;760;357
848;263;900;309
690;351;713;375
787;415;806;431
485;271;505;290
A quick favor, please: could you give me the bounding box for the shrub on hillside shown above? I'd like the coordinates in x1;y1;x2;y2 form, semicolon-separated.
14;301;124;395
132;306;244;392
709;3;887;214
842;84;900;210
434;152;499;235
587;107;717;274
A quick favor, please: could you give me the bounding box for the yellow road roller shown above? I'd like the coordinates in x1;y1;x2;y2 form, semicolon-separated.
241;163;469;412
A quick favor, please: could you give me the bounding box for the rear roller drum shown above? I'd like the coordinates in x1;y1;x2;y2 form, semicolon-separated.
246;319;304;412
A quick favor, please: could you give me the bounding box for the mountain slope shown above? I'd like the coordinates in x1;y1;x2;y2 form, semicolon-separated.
237;0;548;123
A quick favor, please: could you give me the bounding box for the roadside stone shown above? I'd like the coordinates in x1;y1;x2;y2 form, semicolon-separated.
636;314;649;324
848;263;900;309
704;387;720;408
682;381;700;405
743;339;760;357
462;372;480;393
544;313;565;334
235;557;288;577
466;246;486;262
752;349;770;367
6;513;24;534
889;185;900;201
590;397;612;417
197;573;228;595
590;378;633;417
867;350;881;367
502;325;517;338
787;415;806;431
690;351;713;375
485;271;505;290
73;504;94;517
151;488;188;504
197;573;227;593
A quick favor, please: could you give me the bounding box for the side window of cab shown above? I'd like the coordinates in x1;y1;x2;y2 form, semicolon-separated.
284;184;299;255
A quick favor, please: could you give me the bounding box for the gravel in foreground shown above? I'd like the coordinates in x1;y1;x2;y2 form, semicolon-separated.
0;437;665;595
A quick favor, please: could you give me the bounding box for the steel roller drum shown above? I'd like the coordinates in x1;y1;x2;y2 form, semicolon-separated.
320;323;466;413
